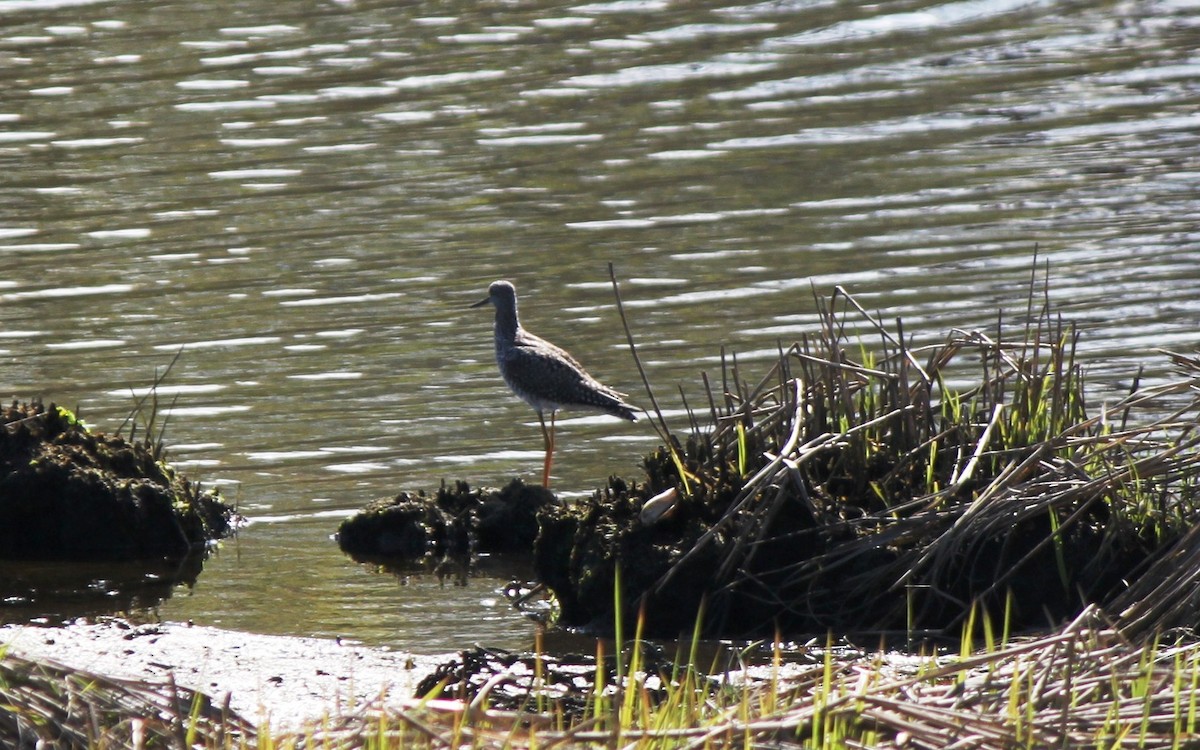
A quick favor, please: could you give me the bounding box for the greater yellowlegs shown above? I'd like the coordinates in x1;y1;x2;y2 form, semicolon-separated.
472;280;638;488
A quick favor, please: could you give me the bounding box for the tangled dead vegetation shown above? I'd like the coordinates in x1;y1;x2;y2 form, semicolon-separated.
536;281;1200;641
378;606;1200;750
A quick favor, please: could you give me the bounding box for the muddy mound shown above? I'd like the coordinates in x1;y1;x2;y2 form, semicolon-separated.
0;400;235;561
337;478;557;567
534;465;736;637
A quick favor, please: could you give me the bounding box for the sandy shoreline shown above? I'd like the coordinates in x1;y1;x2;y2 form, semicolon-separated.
0;618;451;730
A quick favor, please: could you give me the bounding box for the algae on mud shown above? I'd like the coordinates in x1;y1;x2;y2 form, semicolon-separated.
0;399;235;562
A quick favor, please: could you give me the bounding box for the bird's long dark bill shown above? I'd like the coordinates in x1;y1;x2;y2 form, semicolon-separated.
469;297;492;308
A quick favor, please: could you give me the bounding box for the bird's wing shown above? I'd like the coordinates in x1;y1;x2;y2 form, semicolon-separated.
503;337;597;390
502;331;636;420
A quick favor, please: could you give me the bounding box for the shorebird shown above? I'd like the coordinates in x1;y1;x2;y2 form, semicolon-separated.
471;280;638;488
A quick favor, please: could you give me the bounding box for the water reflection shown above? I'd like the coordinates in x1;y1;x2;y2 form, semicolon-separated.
0;555;204;626
0;0;1196;650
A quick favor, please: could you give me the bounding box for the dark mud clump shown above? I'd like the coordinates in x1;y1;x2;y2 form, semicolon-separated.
0;400;235;561
534;444;770;638
337;478;557;569
532;471;706;635
414;644;676;717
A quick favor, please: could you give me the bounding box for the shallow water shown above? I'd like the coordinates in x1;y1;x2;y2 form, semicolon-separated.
0;0;1197;652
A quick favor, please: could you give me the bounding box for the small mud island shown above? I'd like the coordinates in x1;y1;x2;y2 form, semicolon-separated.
337;478;555;570
285;284;1200;749
314;284;1200;747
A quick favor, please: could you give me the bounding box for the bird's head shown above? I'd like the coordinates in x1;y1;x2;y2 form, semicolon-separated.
471;280;517;310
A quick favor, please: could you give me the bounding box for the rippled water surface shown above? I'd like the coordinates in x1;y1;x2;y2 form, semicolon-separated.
1;0;1197;652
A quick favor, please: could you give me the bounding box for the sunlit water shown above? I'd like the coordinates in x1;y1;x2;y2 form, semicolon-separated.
0;0;1197;653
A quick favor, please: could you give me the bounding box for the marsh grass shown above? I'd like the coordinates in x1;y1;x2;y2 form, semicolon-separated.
117;348;184;464
615;274;1200;639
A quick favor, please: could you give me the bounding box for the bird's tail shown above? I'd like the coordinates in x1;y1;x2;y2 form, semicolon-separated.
606;399;638;422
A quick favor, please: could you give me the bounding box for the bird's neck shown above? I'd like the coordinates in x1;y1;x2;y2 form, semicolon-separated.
494;306;519;342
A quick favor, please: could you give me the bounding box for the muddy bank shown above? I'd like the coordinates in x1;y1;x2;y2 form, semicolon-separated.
0;618;443;730
0;400;235;561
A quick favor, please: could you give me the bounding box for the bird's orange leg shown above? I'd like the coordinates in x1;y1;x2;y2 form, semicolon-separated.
544;410;556;484
538;411;555;488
